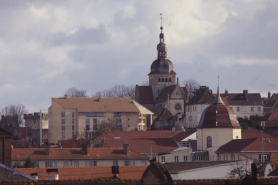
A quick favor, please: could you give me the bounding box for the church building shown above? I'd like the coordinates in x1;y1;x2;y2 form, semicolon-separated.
135;23;190;129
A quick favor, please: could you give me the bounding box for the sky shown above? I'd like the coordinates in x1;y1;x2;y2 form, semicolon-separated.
1;0;278;113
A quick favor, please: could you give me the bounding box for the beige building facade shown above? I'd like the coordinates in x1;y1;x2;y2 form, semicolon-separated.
24;112;48;129
48;97;153;144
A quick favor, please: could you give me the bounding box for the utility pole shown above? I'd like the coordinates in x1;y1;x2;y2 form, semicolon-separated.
40;110;42;147
149;142;152;159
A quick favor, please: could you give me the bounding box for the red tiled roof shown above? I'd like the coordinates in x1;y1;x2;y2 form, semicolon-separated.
173;130;196;141
100;131;186;154
136;86;154;104
216;138;278;153
11;147;149;161
16;166;147;180
241;128;274;139
155;108;173;121
59;140;87;148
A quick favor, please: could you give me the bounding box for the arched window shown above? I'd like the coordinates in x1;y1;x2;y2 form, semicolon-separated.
165;78;168;82
169;78;171;82
207;136;212;148
162;78;164;82
158;78;161;82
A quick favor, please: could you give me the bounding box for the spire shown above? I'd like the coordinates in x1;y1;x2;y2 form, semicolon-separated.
213;74;224;104
157;13;167;59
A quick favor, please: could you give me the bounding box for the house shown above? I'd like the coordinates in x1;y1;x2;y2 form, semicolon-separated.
135;25;190;127
186;86;263;128
11;144;149;168
0;127;13;167
48;97;153;143
100;130;196;163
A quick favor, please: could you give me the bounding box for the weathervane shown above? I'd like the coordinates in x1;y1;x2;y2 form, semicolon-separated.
160;13;163;27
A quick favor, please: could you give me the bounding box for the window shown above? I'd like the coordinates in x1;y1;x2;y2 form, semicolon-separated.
85;112;97;117
114;112;121;117
141;160;146;166
129;160;135;166
93;119;97;130
113;160;118;166
161;156;165;163
86;119;90;130
181;142;189;147
162;78;164;82
74;161;79;167
251;107;254;112
207;136;212;148
175;156;179;163
62;132;65;138
72;125;74;131
86;161;97;166
63;161;68;167
237;107;240;112
258;107;261;112
72;119;74;124
169;78;171;82
165;78;168;82
61;112;65;117
158;78;161;82
62;126;65;131
259;154;267;163
184;156;187;162
62;119;65;124
72;112;74;117
124;161;129;166
72;132;74;137
45;161;57;167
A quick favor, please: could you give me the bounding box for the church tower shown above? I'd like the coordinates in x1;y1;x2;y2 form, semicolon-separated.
149;15;176;100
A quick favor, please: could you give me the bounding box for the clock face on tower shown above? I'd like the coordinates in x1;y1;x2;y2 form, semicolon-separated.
175;103;182;111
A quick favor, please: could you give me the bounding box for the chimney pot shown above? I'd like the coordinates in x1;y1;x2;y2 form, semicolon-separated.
64;94;68;99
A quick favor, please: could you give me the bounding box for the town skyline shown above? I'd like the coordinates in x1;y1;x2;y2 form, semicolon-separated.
1;0;277;112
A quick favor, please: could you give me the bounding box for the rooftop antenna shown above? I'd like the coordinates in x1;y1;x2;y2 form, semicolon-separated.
160;13;163;28
213;73;224;104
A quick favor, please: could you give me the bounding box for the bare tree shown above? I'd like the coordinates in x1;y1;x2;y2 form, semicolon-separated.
141;81;149;86
182;79;200;98
227;160;252;179
91;85;135;99
1;104;27;127
65;87;87;98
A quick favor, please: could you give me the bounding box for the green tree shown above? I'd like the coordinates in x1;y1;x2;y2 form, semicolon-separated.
22;157;37;168
240;122;248;129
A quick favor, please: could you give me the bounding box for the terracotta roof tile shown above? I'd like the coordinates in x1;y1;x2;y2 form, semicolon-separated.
241;128;274;139
216;138;278;153
100;131;187;154
52;97;139;113
58;140;87;148
16;166;147;180
12;148;149;161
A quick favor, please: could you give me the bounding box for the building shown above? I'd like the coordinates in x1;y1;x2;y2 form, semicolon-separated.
135;25;190;127
186;86;263;128
11;144;149;168
24;112;48;129
48;97;153;143
0;128;12;167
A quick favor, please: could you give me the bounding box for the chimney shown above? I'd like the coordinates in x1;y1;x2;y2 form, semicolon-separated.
177;77;179;85
45;142;51;156
64;94;68;99
268;91;271;99
30;173;38;180
112;166;119;178
243;90;248;100
46;168;59;180
123;144;129;155
98;98;101;102
225;90;228;96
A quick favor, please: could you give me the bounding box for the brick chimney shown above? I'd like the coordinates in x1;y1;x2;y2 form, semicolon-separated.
268;91;271;99
64;94;68;99
123;144;129;155
225;90;228;96
243;90;248;100
81;144;89;155
30;173;38;180
112;166;120;178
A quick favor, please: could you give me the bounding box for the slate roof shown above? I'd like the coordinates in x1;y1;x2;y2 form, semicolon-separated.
164;162;231;174
188;88;215;104
0;127;13;136
216;138;278;153
52;97;139;113
11;148;149;161
155;85;179;104
17;166;147;180
263;113;278;121
136;86;154;104
100;131;192;154
264;100;277;108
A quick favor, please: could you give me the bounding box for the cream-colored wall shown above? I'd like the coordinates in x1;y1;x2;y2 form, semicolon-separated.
160;148;192;163
197;128;241;151
12;159;149;168
48;100;63;143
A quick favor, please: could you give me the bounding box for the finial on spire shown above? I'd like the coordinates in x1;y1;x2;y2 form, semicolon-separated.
160;13;163;32
213;73;224;104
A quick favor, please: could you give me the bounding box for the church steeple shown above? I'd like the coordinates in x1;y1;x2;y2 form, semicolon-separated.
213;74;224;105
157;13;167;59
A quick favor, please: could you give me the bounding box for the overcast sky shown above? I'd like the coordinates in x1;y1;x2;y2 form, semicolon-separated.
1;0;278;113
